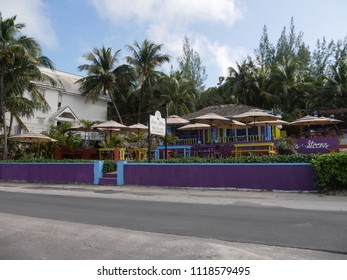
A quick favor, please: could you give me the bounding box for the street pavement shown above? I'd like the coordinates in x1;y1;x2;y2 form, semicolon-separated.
0;181;346;260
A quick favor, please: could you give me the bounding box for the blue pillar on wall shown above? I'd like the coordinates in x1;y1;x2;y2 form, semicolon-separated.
117;161;126;186
93;160;103;185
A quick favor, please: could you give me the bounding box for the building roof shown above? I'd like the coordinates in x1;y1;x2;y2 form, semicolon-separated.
37;67;82;94
183;104;259;120
36;68;110;101
50;106;79;122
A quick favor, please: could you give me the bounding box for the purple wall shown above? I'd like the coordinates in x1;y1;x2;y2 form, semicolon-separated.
295;137;339;154
123;163;315;191
0;163;94;184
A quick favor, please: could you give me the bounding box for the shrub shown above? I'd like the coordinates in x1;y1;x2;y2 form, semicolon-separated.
311;153;347;191
103;160;117;174
152;154;316;164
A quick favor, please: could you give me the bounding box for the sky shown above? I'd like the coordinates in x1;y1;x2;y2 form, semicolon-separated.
2;0;347;88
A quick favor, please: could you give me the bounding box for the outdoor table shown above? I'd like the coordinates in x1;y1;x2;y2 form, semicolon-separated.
99;148;116;160
128;148;148;160
154;145;191;160
233;142;276;157
191;144;222;158
99;148;126;160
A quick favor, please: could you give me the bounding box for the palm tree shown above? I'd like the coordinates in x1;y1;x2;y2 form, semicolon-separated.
224;61;258;105
0;14;55;159
126;39;170;123
155;72;198;116
77;46;132;124
325;59;347;107
270;58;314;113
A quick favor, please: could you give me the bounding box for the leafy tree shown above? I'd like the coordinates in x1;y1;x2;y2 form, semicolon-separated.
325;59;347;107
0;14;54;159
311;37;335;78
126;39;170;123
196;87;225;110
177;36;207;92
270;57;314;113
254;25;275;70
45;123;82;150
155;71;198;116
77;46;132;124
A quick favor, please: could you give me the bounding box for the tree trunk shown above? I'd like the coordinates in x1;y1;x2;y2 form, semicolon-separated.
108;93;123;124
0;65;8;159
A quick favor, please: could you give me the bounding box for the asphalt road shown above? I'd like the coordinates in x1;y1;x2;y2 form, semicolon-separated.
1;190;346;255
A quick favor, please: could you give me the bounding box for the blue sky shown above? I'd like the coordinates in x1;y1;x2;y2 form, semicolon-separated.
2;0;347;88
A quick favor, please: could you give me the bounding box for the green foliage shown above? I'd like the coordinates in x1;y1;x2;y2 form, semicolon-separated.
103;160;117;173
153;154;316;164
3;159;94;163
177;36;207;92
311;153;347;191
277;136;297;155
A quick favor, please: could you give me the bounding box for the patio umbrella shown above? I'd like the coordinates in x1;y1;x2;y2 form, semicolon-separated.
166;115;190;125
290;115;342;126
232;109;280;123
92;120;128;146
66;124;102;144
92;120;128;130
9;133;57;143
290;115;342;137
126;123;148;133
251;119;290;127
217;119;249;129
190;113;232;143
92;120;127;137
177;123;210;143
250;119;289;140
166;115;190;139
232;109;280;140
126;123;148;147
177;123;210;130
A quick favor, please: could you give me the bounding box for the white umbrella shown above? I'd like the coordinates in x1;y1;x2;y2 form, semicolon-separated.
92;120;128;130
177;123;210;144
9;133;57;143
232;109;280;140
232;109;280;123
251;119;290;127
290;115;342;137
126;123;148;133
166;115;190;125
290;116;342;126
190;113;232;143
126;123;148;147
177;123;210;130
92;120;128;146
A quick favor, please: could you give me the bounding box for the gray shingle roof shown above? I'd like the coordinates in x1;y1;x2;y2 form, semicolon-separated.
38;68;82;94
183;104;259;120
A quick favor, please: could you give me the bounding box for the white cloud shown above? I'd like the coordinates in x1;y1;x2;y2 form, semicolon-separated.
207;43;247;77
1;0;58;49
88;0;243;26
88;0;246;85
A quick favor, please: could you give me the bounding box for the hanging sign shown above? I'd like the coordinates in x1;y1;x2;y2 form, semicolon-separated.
149;111;166;136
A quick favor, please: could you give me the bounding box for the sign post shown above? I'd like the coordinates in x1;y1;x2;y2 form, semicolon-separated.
148;111;166;162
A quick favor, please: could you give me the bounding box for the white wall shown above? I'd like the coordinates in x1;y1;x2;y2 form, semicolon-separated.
8;68;109;134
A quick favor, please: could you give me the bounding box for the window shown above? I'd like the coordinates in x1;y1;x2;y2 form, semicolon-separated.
58;93;63;108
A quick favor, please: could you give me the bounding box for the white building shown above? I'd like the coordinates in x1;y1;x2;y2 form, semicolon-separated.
11;68;109;134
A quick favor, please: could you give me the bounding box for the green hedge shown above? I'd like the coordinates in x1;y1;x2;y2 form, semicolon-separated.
311;153;347;192
152;154;316;164
1;159;95;163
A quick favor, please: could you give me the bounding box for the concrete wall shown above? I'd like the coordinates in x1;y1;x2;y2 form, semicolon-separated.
119;162;315;191
0;162;96;184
